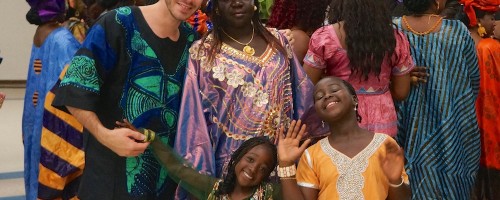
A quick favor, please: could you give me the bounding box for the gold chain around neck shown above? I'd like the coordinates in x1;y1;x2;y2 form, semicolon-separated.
221;23;255;46
402;15;443;36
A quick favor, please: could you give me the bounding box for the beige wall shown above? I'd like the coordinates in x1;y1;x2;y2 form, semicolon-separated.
0;0;36;80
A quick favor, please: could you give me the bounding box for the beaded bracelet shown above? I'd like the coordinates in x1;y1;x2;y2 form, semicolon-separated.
389;176;405;188
277;165;296;178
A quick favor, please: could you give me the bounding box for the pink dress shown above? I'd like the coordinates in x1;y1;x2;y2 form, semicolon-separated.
304;26;414;136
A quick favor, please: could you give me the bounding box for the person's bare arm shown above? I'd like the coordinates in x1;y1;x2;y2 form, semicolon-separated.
381;141;411;200
390;73;411;101
67;106;149;157
303;64;323;85
278;120;319;200
291;30;310;65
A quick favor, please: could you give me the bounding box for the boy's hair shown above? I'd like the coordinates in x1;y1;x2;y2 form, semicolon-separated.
215;136;278;196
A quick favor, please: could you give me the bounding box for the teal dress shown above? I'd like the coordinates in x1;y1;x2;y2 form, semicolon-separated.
394;18;480;199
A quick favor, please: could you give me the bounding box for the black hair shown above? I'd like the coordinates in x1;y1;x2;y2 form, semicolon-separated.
403;0;434;14
440;0;461;19
215;136;278;196
296;0;331;34
340;79;362;122
328;0;396;80
202;0;288;65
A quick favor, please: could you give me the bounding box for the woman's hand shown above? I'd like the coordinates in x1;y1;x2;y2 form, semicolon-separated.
380;141;405;185
410;66;429;85
277;120;311;166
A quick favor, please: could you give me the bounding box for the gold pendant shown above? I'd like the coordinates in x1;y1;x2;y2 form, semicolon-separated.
243;45;255;56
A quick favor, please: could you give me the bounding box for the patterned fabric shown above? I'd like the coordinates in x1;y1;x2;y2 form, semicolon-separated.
472;38;500;200
296;133;408;200
22;27;80;200
63;17;88;43
304;26;414;136
174;30;326;179
186;10;212;36
38;66;84;200
207;180;276;200
394;18;480;199
53;6;195;199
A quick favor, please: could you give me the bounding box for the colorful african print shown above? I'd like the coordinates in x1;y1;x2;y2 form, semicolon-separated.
22;27;80;200
174;29;325;181
472;38;500;200
53;6;195;199
394;18;480;199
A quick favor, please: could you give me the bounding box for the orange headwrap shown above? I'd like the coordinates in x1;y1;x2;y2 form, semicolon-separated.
459;0;499;27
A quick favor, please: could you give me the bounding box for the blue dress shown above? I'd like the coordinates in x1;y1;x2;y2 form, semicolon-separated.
394;18;480;199
22;27;81;200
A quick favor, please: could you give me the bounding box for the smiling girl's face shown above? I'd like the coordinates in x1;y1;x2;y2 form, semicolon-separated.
313;77;357;123
234;144;274;188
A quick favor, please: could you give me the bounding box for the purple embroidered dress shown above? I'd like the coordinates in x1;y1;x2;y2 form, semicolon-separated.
175;30;323;178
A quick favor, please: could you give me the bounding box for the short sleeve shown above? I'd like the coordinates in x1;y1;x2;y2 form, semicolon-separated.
53;12;119;112
303;27;330;70
391;31;415;76
296;149;319;189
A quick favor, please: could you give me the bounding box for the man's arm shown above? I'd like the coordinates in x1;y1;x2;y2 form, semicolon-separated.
67;106;149;157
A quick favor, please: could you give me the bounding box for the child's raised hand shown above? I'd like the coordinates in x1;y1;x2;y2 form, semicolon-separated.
277;120;311;166
380;141;405;185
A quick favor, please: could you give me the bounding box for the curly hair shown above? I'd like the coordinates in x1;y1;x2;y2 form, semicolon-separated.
267;0;298;29
268;0;329;34
203;0;287;65
329;0;397;80
215;136;278;196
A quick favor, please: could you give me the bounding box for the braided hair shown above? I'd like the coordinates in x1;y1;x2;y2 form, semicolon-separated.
215;136;278;196
340;79;362;123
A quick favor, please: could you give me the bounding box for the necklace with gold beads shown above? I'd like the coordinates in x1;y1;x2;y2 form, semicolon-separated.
402;15;443;36
221;23;256;56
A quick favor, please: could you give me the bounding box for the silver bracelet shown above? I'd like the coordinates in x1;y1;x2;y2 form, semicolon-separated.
389;176;404;188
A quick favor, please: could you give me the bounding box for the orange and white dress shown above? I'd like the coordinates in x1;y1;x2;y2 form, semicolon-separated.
296;133;408;200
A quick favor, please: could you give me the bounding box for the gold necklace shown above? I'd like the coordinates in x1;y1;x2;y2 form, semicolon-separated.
402;15;443;36
221;23;255;56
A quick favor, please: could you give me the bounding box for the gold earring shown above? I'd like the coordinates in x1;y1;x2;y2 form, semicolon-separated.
254;5;257;11
478;23;487;37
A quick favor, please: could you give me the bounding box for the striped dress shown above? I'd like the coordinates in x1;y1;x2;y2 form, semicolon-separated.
394;18;480;199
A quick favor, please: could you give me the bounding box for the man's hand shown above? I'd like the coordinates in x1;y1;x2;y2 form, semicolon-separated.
97;127;149;157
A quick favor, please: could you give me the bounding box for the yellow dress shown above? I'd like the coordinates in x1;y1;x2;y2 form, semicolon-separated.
296;133;408;200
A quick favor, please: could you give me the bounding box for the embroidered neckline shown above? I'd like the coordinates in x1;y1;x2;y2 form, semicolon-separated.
319;133;387;200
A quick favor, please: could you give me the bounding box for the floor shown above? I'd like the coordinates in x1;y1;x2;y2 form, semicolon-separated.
0;88;26;199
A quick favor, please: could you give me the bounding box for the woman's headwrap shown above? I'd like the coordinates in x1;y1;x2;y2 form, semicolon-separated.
459;0;499;27
26;0;66;23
